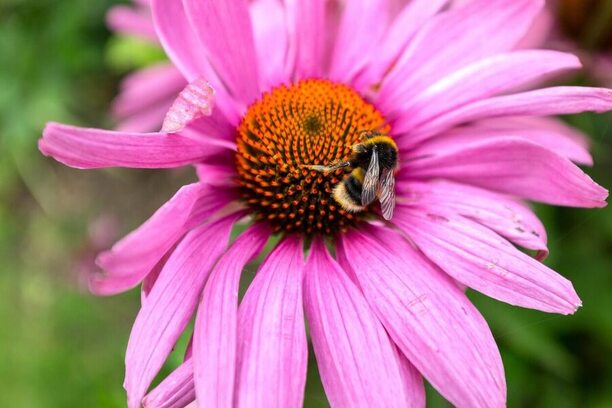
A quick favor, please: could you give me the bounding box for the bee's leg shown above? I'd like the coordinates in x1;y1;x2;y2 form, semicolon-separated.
302;161;351;173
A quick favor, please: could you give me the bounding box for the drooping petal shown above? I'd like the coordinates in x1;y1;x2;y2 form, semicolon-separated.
403;137;608;208
380;0;543;112
393;206;582;314
407;119;592;166
183;0;260;105
393;50;581;133
124;213;242;408
107;5;158;42
235;237;307;408
251;0;290;88
303;238;417;408
329;0;389;83
161;78;215;133
194;223;270;407
142;359;195;408
338;226;505;408
412;86;612;139
285;0;326;79
39;123;223;169
92;183;236;295
397;180;548;257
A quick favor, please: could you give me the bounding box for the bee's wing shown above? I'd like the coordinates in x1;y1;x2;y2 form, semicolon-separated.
361;148;380;206
378;168;396;220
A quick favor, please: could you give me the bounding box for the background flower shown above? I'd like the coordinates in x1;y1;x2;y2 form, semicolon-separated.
520;0;612;86
0;0;612;407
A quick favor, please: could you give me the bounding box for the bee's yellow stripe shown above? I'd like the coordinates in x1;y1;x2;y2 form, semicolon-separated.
362;135;397;150
333;183;364;213
351;167;365;183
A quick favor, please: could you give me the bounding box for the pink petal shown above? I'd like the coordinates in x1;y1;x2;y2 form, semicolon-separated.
329;0;390;83
252;0;290;87
285;0;327;79
380;0;542;112
398;180;548;257
304;238;419;408
395;349;426;408
194;164;237;187
235;237;307;408
140;251;168;304
194;223;270;407
183;0;260;105
184;336;193;360
364;0;449;82
338;225;505;408
475;116;591;153
408;119;593;166
142;359;195;408
161;78;215;133
92;183;236;295
151;0;242;123
190;109;236;142
413;86;612;139
394;206;582;314
393;50;582;134
39;123;224;169
113;64;185;120
150;0;210;81
404;137;608;208
515;4;555;49
146;6;238;125
107;5;158;42
124;213;242;408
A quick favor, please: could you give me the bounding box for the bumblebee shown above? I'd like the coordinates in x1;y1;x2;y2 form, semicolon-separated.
306;130;398;220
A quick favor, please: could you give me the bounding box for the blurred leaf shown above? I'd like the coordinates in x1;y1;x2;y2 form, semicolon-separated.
106;35;168;71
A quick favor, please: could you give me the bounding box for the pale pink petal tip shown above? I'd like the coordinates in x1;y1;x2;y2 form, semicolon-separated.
162;78;215;134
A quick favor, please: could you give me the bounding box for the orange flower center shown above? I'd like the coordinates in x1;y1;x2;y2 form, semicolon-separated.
236;79;389;235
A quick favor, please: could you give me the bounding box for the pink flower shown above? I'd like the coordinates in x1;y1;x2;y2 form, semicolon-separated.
40;1;610;407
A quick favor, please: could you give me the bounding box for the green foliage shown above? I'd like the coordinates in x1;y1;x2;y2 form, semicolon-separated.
0;1;610;407
106;36;168;71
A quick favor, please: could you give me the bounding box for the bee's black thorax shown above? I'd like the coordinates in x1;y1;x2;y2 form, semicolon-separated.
350;136;398;171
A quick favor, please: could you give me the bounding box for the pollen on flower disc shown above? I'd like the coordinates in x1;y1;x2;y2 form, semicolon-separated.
236;79;389;235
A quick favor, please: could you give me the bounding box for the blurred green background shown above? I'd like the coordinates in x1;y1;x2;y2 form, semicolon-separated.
0;1;610;407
